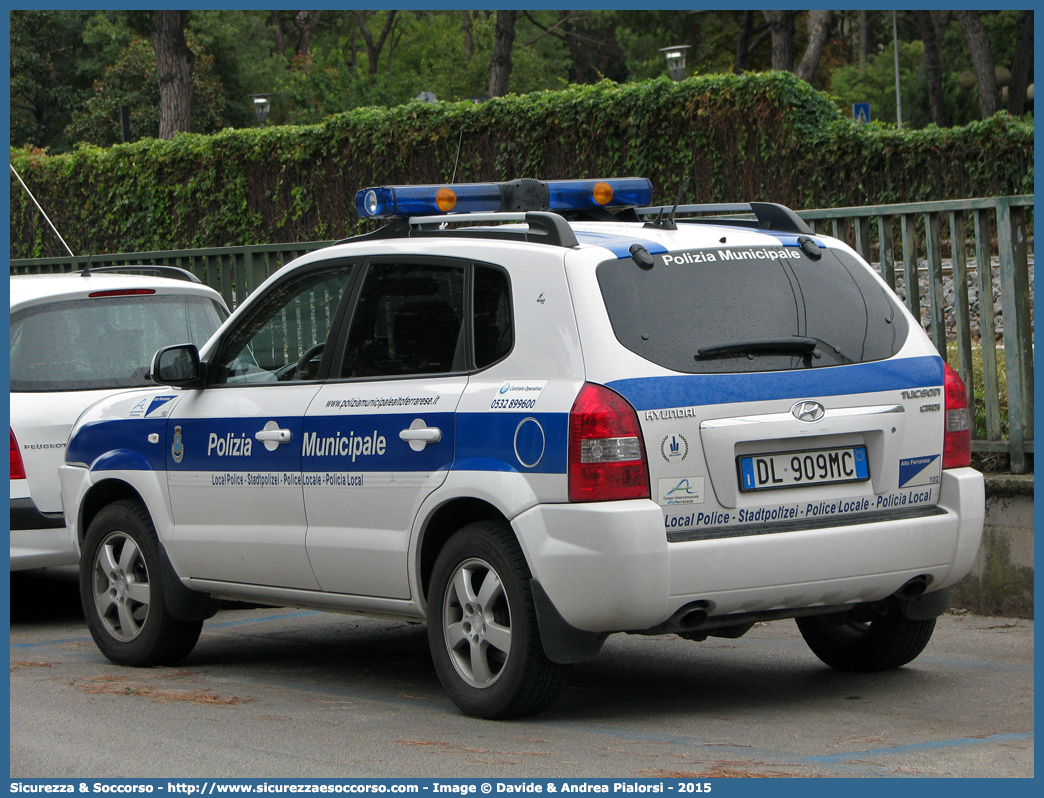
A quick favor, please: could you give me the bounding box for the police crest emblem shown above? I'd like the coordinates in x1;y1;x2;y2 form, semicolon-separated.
172;425;184;463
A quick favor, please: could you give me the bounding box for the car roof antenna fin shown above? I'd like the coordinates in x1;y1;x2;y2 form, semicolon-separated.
9;163;76;260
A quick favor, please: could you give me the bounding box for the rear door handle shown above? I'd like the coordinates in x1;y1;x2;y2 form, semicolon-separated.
400;418;441;451
399;428;441;443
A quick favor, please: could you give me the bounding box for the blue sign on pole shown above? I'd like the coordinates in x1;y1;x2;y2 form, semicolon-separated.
853;103;871;124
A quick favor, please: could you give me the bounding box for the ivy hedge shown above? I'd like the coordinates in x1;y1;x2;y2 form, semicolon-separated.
10;71;1034;258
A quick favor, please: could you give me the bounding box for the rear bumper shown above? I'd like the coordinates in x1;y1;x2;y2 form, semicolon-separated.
515;467;984;633
11;497;65;530
10;499;78;570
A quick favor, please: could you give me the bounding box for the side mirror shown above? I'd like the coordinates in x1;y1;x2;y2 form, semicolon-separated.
152;344;204;388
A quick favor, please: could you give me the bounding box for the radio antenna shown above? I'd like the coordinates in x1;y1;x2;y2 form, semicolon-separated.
10;163;75;258
666;175;689;227
645;174;688;231
450;129;464;184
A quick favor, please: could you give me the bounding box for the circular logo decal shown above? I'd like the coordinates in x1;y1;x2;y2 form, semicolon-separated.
513;417;546;468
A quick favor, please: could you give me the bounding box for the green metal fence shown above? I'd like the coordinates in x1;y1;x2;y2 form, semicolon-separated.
798;196;1034;474
11;196;1034;472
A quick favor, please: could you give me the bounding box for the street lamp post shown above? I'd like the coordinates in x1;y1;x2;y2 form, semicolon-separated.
659;45;691;81
250;94;272;126
892;12;902;129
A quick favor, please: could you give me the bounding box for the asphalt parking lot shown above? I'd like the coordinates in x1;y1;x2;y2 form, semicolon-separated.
9;566;1033;779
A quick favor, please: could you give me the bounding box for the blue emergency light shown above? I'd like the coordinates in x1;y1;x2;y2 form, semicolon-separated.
355;177;653;219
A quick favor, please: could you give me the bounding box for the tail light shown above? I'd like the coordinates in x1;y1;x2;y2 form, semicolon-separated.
943;363;971;469
11;428;26;481
568;383;650;502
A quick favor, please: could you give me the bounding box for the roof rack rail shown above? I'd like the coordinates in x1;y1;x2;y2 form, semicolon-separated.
346;211;580;248
636;202;813;236
81;264;202;284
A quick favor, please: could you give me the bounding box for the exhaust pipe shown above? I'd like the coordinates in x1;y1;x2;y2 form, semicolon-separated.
679;606;709;629
896;575;930;600
670;600;710;630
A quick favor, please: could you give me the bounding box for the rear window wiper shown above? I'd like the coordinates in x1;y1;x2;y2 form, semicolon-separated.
695;337;821;360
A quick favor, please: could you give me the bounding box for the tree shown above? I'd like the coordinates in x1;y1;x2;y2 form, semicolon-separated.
857;11;872;74
763;11;795;72
760;10;835;84
269;11;286;56
489;10;517;97
64;37;223;146
462;11;477;61
830;39;925;127
1007;10;1033;116
521;11;627;85
185;10;286;129
354;10;398;75
293;11;324;59
795;10;834;83
17;8;1034;149
10;10;97;150
153;11;195;138
734;11;771;74
267;10;328;60
914;11;948;127
956;11;999;118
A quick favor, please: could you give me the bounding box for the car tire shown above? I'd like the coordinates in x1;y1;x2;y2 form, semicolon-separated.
796;598;936;673
79;499;203;667
427;521;568;719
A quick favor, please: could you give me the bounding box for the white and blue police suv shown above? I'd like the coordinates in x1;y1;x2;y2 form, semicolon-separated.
60;178;984;718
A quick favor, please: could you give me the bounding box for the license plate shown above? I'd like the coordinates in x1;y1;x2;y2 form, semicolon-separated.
738;446;869;492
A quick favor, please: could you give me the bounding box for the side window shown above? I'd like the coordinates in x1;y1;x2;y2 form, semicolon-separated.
341;262;465;379
473;264;513;369
212;264;354;385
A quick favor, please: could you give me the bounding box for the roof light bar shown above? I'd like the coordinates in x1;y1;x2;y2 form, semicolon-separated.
355;178;653;219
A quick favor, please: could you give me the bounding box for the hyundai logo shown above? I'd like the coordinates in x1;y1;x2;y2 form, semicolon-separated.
792;401;826;423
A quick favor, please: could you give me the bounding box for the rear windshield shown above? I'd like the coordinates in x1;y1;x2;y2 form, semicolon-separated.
597;245;908;373
10;294;227;392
